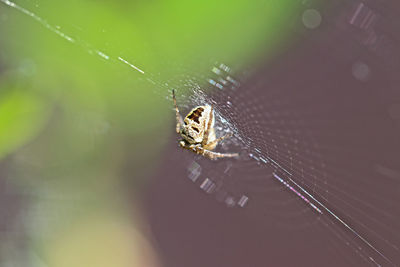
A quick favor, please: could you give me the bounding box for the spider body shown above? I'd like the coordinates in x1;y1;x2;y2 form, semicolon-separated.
172;90;238;160
182;105;216;148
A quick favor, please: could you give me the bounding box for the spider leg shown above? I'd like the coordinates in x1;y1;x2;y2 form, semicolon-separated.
194;145;239;160
172;89;184;133
201;105;214;146
202;150;239;160
203;132;234;150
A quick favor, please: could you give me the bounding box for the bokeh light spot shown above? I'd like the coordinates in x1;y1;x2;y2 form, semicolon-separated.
352;61;370;82
302;9;322;29
47;216;160;267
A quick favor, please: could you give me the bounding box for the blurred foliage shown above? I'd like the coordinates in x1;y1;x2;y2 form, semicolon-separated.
0;75;49;159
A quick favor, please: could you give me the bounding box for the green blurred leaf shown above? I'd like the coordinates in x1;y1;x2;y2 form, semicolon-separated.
0;84;49;158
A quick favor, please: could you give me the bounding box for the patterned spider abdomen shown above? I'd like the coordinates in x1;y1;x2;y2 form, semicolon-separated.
182;105;215;144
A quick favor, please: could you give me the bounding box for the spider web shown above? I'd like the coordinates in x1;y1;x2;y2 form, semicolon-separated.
149;1;400;264
163;59;400;266
1;0;400;266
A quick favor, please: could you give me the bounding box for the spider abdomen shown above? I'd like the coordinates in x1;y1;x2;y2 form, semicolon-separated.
182;105;214;144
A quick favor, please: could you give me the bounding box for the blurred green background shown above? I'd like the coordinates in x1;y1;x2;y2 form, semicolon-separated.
0;0;302;266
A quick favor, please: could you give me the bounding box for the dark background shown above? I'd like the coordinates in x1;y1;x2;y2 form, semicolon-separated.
146;1;400;266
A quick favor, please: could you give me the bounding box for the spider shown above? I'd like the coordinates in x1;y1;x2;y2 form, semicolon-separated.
172;89;239;160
